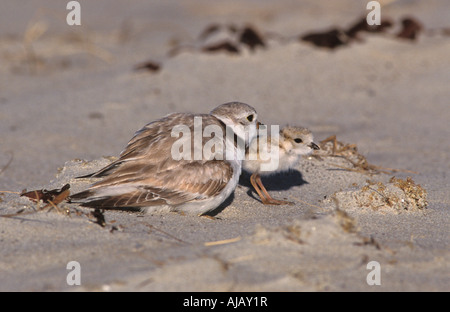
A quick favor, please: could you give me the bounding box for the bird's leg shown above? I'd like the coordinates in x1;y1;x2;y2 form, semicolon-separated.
250;173;270;204
253;174;294;206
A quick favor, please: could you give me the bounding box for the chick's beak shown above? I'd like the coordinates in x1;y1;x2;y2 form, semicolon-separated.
309;142;320;150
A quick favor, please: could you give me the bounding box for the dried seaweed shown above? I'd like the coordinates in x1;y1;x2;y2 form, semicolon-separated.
202;41;240;54
2;185;114;228
134;60;161;72
397;17;423;40
238;26;265;51
0;184;71;218
389;176;428;209
168;15;426;56
314;135;418;175
300;28;349;49
346;17;393;39
20;184;70;204
169;23;266;57
301;15;420;49
330;177;428;212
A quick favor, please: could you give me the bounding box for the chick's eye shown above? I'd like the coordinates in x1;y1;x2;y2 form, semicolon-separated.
294;138;303;143
246;114;254;122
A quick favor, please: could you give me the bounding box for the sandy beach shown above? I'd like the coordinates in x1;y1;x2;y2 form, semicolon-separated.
0;0;449;291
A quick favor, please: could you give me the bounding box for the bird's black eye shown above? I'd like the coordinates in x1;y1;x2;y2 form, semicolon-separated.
294;138;303;143
247;114;254;122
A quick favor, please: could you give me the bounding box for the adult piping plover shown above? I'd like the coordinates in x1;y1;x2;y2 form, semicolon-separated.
70;102;260;215
243;126;319;205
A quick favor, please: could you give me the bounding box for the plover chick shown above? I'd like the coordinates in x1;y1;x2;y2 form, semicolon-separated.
70;102;260;215
243;126;319;205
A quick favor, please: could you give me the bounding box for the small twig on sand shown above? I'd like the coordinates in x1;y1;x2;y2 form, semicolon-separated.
0;191;20;195
204;236;241;247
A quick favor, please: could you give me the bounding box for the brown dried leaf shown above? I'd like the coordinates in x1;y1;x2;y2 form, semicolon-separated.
20;184;70;203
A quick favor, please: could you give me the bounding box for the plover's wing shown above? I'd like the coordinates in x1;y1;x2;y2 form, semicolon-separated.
70;113;234;208
77;113;190;178
70;159;234;208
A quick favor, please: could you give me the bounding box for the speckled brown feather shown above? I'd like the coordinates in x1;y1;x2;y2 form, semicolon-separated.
70;113;234;208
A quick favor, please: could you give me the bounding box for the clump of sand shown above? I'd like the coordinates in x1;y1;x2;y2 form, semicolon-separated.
325;177;428;213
